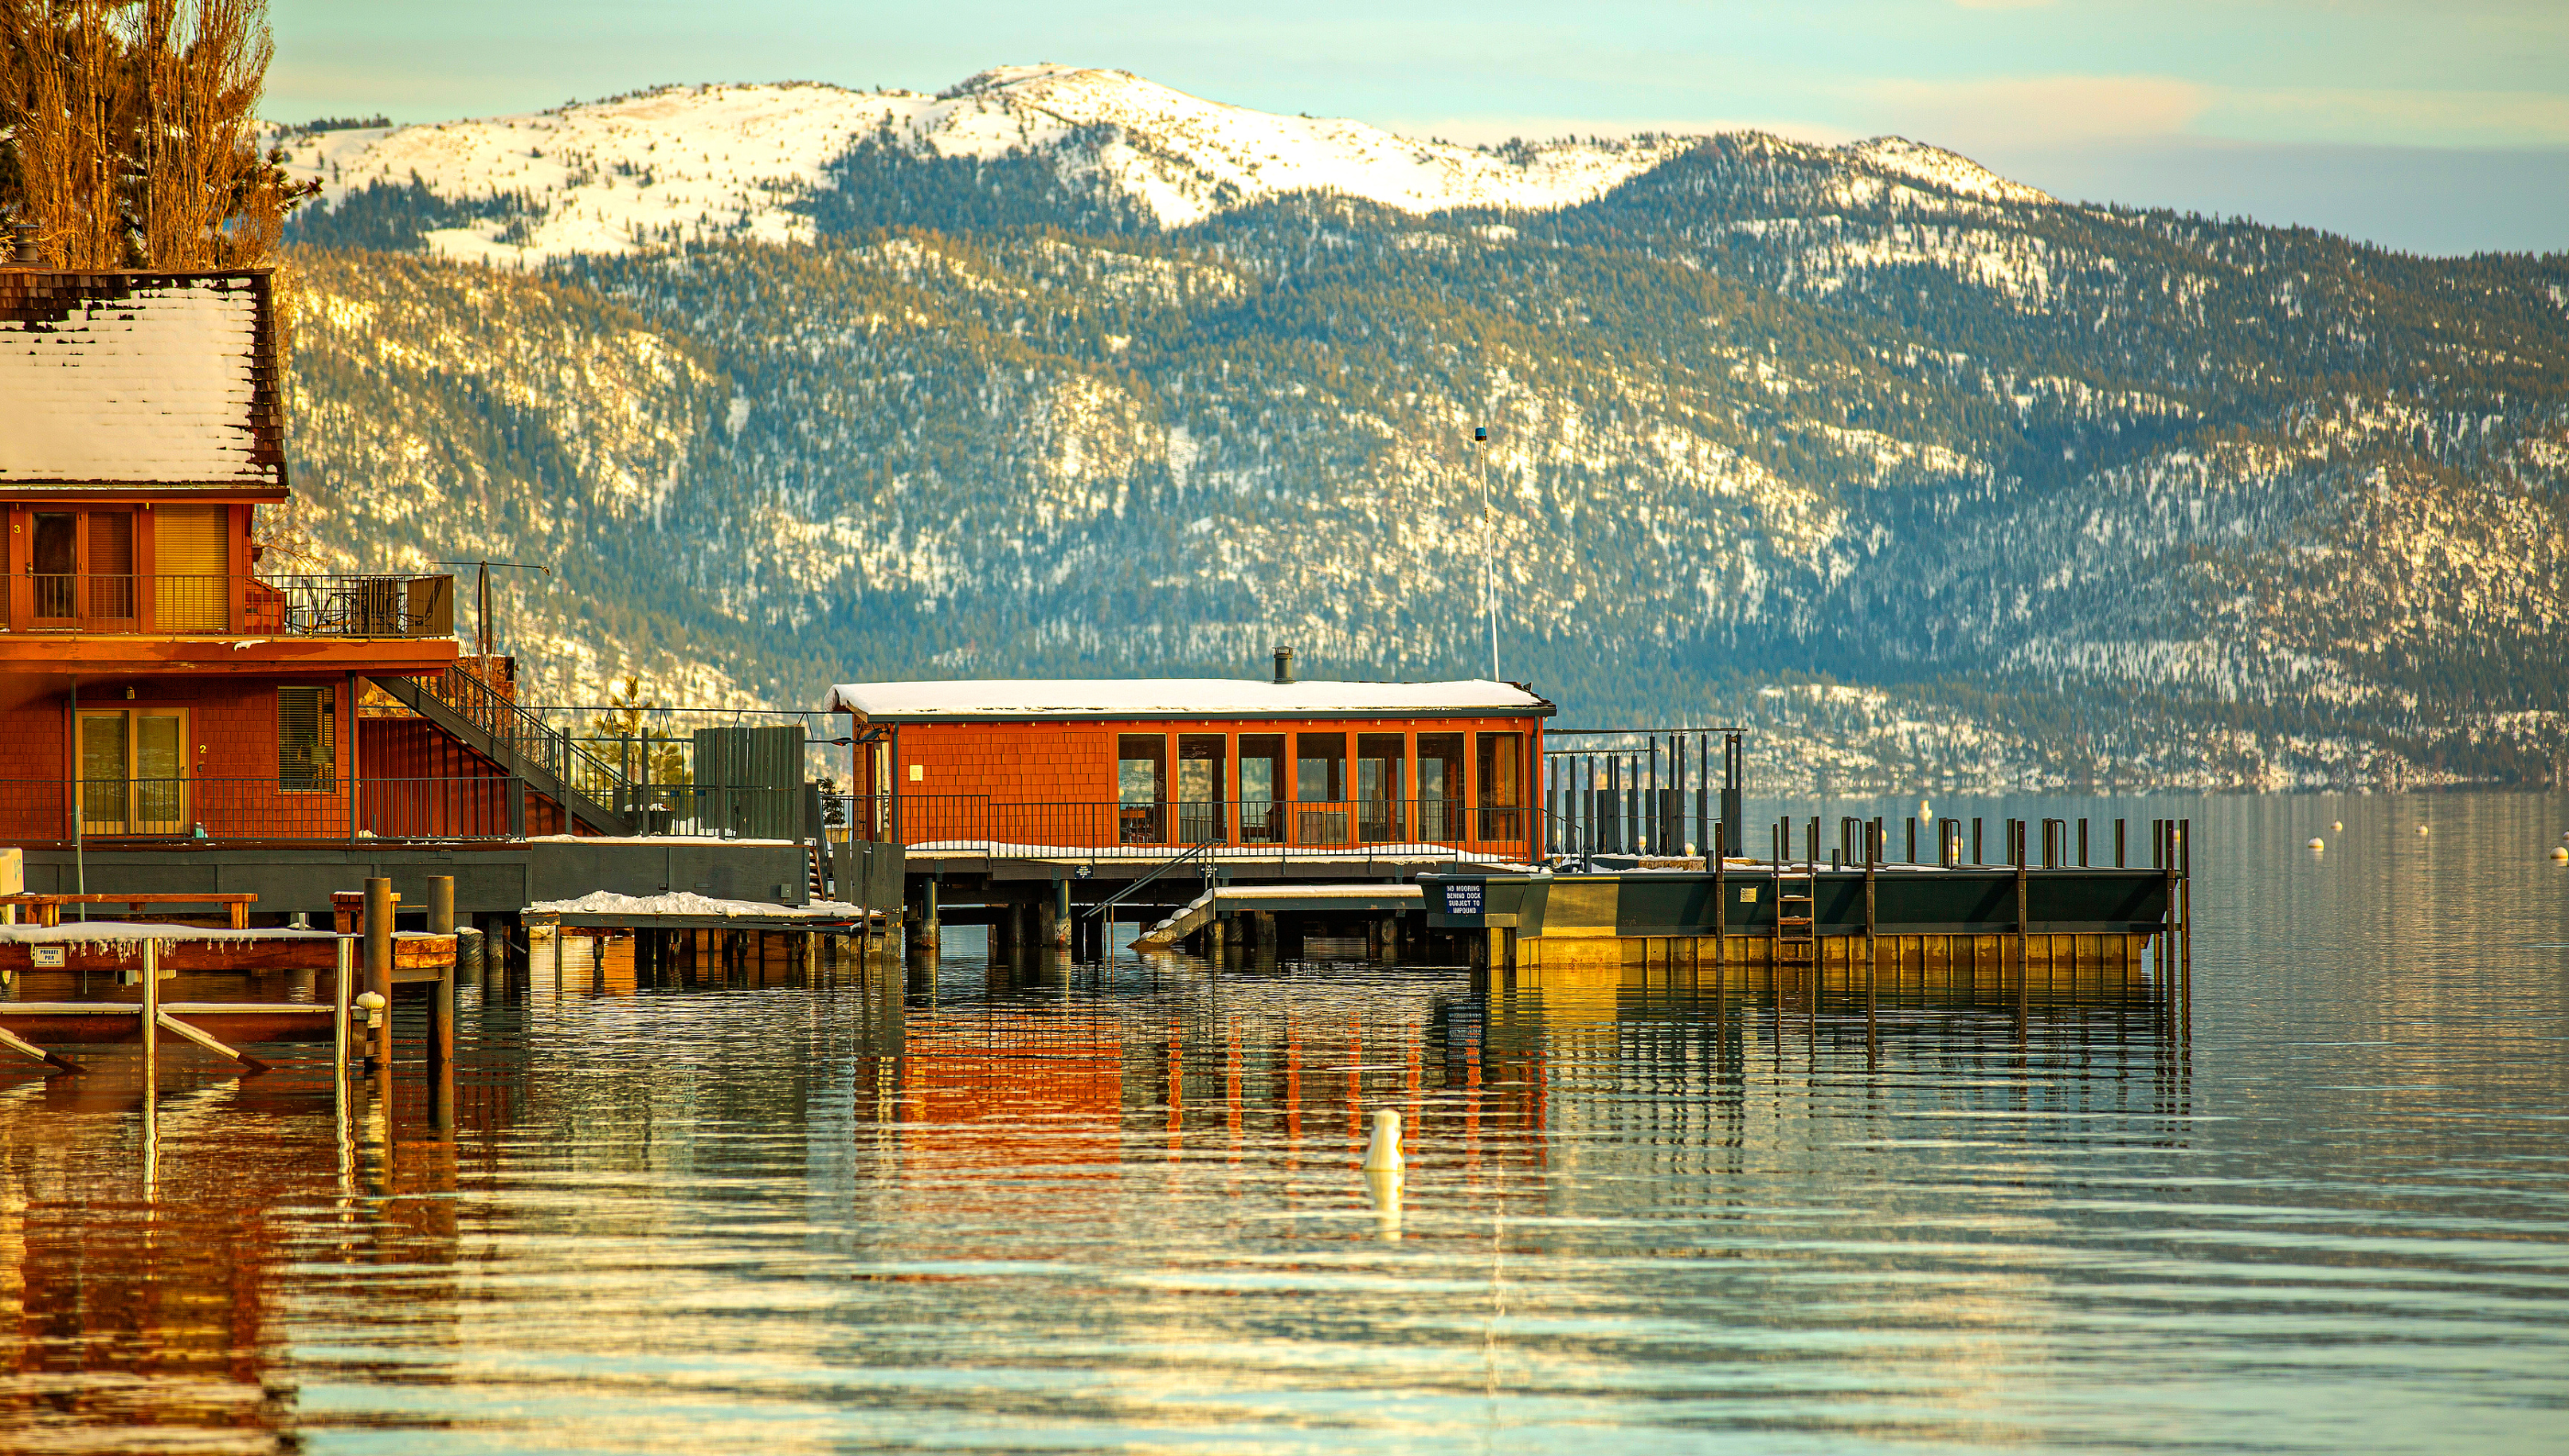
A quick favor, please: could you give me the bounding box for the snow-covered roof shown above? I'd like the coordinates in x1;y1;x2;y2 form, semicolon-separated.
0;270;285;491
827;677;1553;723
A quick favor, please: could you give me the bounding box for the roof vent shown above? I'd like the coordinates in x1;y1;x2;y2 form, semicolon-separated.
1273;646;1296;685
7;222;37;267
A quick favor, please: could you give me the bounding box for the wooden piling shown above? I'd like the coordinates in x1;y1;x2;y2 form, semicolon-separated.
428;875;456;1135
365;877;394;1071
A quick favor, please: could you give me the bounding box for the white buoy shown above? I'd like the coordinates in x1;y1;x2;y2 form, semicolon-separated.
2308;838;2325;850
1362;1109;1404;1238
1363;1108;1404;1173
2331;821;2344;832
2551;847;2568;862
2419;824;2431;835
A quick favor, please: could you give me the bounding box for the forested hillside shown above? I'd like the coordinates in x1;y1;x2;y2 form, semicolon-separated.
275;71;2569;791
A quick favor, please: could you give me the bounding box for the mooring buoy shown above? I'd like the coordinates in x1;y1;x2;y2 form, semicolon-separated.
2551;847;2568;862
1362;1109;1404;1237
2331;821;2344;832
2418;825;2431;835
1363;1108;1403;1173
2308;838;2326;850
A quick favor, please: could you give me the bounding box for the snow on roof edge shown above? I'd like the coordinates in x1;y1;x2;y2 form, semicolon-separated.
823;676;1556;723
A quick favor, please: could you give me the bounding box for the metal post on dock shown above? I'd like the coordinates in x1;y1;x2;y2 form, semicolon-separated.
365;878;394;1072
1863;833;1878;1056
2179;818;2193;1039
2116;817;2128;869
1712;838;1728;1017
2013;823;2030;1025
1973;817;1985;865
2078;819;2090;867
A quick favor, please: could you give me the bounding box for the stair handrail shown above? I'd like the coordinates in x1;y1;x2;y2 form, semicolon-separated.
1084;836;1220;920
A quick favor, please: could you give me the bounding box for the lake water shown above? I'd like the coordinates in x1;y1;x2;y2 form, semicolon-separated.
4;792;2564;1454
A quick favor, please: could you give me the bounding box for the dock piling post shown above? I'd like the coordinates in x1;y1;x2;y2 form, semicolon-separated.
428;876;456;1135
2116;817;2128;868
2078;819;2090;867
141;937;159;1095
364;877;394;1073
332;935;353;1084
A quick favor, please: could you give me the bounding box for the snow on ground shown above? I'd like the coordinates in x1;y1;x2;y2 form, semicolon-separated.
527;890;869;918
272;65;1694;263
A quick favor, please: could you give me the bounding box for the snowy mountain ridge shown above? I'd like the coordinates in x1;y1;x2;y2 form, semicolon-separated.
272;63;2039;264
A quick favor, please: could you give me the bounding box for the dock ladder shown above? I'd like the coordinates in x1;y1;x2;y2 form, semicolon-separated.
1775;835;1818;976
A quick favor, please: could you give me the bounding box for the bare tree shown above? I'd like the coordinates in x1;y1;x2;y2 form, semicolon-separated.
1;0;310;268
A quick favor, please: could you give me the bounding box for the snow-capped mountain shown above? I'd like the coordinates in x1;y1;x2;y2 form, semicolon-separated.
272;68;2569;792
274;64;2031;263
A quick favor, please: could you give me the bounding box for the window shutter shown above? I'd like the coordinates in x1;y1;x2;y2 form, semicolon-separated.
153;505;228;631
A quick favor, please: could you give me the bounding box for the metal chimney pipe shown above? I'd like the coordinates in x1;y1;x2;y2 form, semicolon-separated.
8;223;38;266
1273;646;1296;684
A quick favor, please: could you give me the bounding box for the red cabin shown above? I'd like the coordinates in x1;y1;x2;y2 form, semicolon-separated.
827;661;1555;865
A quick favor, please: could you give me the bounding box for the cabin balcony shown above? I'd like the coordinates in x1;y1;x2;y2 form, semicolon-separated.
4;572;454;638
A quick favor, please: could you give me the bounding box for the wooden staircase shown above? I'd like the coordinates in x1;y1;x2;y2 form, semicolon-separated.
367;670;633;836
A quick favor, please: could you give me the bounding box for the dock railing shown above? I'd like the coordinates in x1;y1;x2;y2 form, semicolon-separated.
842;795;1541;861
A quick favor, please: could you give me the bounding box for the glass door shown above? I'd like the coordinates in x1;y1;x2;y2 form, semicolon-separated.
31;513;75;623
1176;735;1226;843
77;710;188;834
79;713;128;833
1357;734;1404;842
1239;735;1285;843
1418;733;1464;841
134;713;186;833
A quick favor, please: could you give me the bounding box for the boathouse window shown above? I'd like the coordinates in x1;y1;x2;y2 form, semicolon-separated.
1418;733;1464;840
1476;732;1524;840
1296;733;1347;844
1177;735;1226;843
279;686;338;792
1357;734;1405;841
1118;733;1166;844
1239;734;1285;843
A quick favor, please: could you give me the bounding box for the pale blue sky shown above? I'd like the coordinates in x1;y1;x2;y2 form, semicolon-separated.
270;1;2569;255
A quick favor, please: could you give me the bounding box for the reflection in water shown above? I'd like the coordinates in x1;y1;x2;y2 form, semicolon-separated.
0;792;2563;1453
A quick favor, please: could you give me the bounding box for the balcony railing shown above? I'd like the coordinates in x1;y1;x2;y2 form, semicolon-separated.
843;796;1539;860
11;573;453;637
0;779;808;846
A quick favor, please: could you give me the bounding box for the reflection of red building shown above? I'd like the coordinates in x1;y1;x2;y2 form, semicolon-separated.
829;663;1553;862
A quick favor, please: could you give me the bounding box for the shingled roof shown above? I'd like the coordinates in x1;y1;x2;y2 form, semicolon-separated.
0;269;286;495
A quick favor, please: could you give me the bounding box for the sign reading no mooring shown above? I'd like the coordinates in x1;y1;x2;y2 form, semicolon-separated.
1442;883;1484;917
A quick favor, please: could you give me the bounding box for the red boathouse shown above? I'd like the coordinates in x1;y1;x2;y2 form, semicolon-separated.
827;652;1555;864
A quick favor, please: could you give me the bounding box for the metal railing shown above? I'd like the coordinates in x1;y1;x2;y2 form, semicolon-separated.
11;573;452;636
841;796;1539;859
0;777;520;843
411;664;630;802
